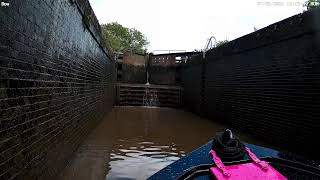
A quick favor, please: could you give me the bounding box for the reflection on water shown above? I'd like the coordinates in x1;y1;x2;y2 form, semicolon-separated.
60;107;263;180
106;139;182;180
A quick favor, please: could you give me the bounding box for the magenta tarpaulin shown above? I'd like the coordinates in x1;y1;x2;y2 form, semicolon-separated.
210;147;287;180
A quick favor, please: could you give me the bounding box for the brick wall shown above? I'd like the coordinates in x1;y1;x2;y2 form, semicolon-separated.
180;56;203;114
181;9;320;157
0;0;116;179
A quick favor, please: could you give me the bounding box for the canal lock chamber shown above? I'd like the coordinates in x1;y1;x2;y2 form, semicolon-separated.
1;1;320;180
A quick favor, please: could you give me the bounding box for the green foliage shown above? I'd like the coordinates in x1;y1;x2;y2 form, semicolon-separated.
215;39;229;47
82;10;92;30
101;22;149;54
304;0;320;10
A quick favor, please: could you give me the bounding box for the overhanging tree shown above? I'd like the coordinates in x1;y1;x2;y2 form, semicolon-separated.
101;22;149;54
304;0;320;10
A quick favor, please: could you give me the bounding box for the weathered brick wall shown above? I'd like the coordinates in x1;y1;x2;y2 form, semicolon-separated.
181;9;320;157
180;56;203;114
0;0;116;179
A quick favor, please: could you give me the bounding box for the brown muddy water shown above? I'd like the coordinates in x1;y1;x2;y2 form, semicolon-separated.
60;106;266;180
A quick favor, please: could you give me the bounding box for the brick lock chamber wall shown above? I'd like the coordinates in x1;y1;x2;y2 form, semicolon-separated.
0;0;116;179
181;9;320;158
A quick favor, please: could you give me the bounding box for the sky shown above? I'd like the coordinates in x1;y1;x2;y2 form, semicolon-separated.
88;0;306;53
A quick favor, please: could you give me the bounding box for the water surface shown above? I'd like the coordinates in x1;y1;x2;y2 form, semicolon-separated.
60;106;263;180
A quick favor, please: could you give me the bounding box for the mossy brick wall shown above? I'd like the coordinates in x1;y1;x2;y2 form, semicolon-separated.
181;9;320;158
0;0;116;179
